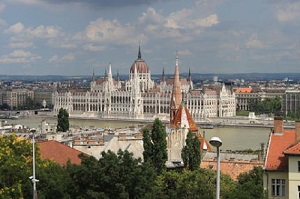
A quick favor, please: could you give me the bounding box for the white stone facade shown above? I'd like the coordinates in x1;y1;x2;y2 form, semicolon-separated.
53;52;236;121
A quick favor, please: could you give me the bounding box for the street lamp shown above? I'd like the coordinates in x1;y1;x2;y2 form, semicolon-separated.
30;128;39;199
209;137;222;199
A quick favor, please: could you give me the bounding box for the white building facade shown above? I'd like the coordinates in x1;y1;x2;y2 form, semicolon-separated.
53;48;236;122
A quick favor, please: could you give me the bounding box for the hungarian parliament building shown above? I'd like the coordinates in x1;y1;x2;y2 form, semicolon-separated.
53;48;236;122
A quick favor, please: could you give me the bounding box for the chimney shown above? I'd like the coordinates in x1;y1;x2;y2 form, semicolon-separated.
273;116;283;134
295;120;300;142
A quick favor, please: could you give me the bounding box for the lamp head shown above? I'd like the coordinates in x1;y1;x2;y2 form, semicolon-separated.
30;128;36;133
209;136;222;148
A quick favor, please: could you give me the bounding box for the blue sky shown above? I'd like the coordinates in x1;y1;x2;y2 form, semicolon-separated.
0;0;299;76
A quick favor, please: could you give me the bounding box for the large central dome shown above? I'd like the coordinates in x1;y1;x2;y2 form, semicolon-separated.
130;46;149;74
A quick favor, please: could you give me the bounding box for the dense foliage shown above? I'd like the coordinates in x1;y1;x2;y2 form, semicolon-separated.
66;150;157;199
249;97;281;116
0;135;72;199
0;133;267;199
228;166;267;199
142;118;168;174
154;169;235;199
181;131;201;171
57;108;69;132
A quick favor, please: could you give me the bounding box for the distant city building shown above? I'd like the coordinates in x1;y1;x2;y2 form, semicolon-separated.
0;88;34;109
53;47;236;121
34;89;53;108
282;90;300;117
235;87;285;111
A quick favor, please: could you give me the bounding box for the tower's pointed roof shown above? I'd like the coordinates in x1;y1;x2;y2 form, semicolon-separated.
171;52;182;109
130;45;149;73
138;44;142;59
170;103;198;131
162;68;166;82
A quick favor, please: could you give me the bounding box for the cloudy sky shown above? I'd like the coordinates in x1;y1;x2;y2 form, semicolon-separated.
0;0;299;76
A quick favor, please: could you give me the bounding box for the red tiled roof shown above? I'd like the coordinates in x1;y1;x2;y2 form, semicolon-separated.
170;104;198;131
235;88;252;93
264;129;295;171
38;141;83;166
201;161;263;180
284;141;300;155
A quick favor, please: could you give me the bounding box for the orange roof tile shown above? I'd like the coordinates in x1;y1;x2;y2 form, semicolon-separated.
264;129;295;171
201;161;263;180
284;141;300;155
38;141;83;166
170;104;198;131
235;88;252;93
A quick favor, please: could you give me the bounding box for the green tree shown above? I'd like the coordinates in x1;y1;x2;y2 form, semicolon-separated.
67;150;156;199
142;128;153;163
250;97;281;116
142;118;168;174
57;108;69;132
35;160;73;199
0;135;32;198
154;169;235;199
181;131;201;171
229;166;267;199
0;134;73;199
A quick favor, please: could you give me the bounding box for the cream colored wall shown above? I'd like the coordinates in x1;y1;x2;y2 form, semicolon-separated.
288;156;300;199
264;171;288;199
167;128;188;162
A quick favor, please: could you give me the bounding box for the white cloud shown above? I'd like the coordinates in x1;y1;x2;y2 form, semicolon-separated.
139;7;164;24
137;5;219;42
245;35;266;49
275;2;300;23
0;50;41;63
9;41;34;48
49;53;75;63
6;22;25;34
84;44;106;52
28;25;62;38
178;49;192;56
5;23;62;39
84;18;137;44
193;14;219;28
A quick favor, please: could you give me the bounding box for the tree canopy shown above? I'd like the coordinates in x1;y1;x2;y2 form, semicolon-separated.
142;118;168;174
181;131;201;171
57;108;69;132
249;97;281;116
0;134;266;199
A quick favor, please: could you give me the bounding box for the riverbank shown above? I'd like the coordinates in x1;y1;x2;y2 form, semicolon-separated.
2;110;287;129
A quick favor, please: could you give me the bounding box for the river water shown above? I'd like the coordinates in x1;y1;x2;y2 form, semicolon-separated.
6;116;271;151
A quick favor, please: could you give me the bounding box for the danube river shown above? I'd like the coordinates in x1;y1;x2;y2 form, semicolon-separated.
6;116;271;151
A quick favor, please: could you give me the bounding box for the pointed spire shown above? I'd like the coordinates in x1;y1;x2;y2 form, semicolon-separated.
138;44;142;59
170;52;182;123
108;62;112;79
175;51;179;67
162;68;165;82
92;68;95;81
104;68;107;78
188;68;192;81
188;67;193;91
117;70;120;82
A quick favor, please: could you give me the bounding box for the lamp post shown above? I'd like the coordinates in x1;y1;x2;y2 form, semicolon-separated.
30;128;39;199
209;136;222;199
